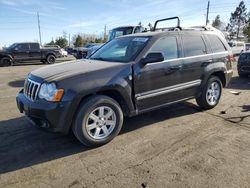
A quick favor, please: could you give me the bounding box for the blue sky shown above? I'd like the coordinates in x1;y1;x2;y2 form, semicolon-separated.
0;0;249;47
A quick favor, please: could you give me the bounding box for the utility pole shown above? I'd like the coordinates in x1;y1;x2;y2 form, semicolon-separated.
104;24;107;42
68;33;71;47
206;1;210;25
37;12;42;45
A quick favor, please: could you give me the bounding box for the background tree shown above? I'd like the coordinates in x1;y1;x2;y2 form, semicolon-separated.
138;21;142;26
73;35;84;47
227;1;249;39
243;23;250;42
212;15;222;29
46;40;55;45
148;23;153;31
55;37;68;48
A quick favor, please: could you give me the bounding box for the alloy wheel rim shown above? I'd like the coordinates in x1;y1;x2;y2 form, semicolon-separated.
49;57;55;63
206;81;221;106
85;106;116;140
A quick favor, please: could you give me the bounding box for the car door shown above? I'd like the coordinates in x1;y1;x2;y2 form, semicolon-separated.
133;35;185;111
13;43;30;61
180;34;212;98
29;43;41;60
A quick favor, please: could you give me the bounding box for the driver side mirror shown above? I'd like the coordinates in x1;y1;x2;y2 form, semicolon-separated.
141;52;164;66
14;47;18;51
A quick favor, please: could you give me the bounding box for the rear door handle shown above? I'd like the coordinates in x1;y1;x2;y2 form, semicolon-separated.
205;59;213;63
169;65;182;71
202;59;213;66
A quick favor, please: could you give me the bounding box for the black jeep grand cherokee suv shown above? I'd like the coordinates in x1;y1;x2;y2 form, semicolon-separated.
16;26;233;147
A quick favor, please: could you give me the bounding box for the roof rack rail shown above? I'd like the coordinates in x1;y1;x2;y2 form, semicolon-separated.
152;17;225;38
153;17;181;31
181;25;215;31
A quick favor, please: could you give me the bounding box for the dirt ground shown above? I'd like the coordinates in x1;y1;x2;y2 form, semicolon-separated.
0;58;250;188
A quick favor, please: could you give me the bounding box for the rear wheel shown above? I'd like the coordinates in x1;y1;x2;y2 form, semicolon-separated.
1;57;12;66
46;55;56;64
72;95;123;147
196;76;222;110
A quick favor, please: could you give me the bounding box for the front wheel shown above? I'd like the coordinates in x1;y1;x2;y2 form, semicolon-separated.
196;76;222;110
72;95;123;147
1;57;13;66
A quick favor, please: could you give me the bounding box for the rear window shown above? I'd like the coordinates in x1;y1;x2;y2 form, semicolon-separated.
207;35;226;53
182;36;207;57
237;43;244;47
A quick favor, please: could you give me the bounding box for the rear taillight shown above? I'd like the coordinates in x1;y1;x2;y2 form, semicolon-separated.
228;54;235;62
227;54;235;69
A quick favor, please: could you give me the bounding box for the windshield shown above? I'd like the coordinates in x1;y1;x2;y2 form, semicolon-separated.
8;43;17;49
108;27;134;41
90;37;149;63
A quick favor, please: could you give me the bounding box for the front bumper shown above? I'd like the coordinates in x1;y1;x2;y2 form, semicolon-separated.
16;90;72;133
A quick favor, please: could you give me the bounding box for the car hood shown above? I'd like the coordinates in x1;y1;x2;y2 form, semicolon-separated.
0;49;8;54
31;59;131;82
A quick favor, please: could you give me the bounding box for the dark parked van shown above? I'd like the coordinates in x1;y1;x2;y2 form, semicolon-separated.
16;17;233;147
238;51;250;77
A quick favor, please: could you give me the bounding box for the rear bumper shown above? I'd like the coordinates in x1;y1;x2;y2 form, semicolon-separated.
238;65;250;73
224;69;233;86
16;90;72;133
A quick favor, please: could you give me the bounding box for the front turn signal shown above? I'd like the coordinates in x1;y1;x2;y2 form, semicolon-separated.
53;89;64;102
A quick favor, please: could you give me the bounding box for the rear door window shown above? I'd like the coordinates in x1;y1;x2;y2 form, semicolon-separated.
149;36;178;60
30;43;40;50
207;35;226;53
182;35;207;57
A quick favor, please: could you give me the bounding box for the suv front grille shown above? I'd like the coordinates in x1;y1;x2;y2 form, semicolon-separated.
24;78;41;101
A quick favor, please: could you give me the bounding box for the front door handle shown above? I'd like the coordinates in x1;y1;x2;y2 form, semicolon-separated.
165;65;182;75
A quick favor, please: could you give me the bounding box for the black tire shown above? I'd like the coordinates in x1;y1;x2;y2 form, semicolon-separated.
72;95;123;147
196;76;222;110
46;55;56;64
1;57;12;66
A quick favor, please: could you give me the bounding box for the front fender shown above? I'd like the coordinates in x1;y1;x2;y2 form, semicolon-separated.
57;64;135;133
0;54;13;60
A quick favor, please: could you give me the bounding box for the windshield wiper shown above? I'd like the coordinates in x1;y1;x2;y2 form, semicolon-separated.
91;57;107;61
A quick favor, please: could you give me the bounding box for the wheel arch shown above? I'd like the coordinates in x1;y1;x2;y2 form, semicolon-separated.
62;88;135;134
210;71;226;87
46;53;56;59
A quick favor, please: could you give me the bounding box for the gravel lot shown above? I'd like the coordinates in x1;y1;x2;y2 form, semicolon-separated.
0;57;250;188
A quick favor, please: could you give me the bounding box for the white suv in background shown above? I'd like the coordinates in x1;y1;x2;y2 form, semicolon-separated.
228;41;246;55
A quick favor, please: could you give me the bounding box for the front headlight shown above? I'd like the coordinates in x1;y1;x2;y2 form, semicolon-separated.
39;83;64;102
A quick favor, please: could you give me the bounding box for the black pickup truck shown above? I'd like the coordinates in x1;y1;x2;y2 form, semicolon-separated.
0;42;61;66
16;17;233;147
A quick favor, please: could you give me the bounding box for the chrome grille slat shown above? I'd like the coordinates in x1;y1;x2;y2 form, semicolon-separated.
24;79;41;101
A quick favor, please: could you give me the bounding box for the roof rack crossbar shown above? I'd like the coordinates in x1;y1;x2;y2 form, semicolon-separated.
153;17;181;31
